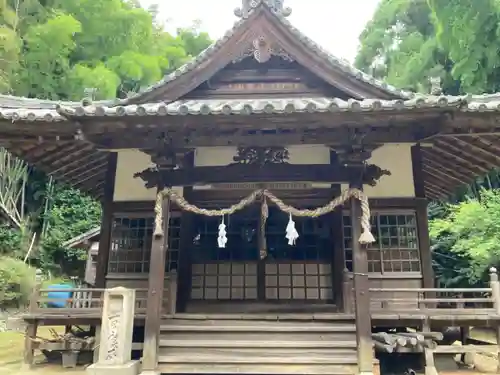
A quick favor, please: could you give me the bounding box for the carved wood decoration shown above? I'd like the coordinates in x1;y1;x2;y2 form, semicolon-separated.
235;0;292;18
363;164;391;187
134;162;390;189
232;36;294;64
231;146;290;166
150;132;178;169
335;145;391;186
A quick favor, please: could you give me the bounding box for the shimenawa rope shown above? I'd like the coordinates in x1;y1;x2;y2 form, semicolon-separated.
153;188;375;245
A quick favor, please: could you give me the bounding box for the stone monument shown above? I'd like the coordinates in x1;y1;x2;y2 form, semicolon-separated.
86;287;140;375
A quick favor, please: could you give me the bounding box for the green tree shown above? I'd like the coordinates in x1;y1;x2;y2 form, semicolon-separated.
0;0;213;277
429;189;500;285
0;0;21;92
355;0;457;94
356;1;500;287
39;186;101;275
5;0;212;99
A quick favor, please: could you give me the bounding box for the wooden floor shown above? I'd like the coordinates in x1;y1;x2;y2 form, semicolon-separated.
22;309;500;328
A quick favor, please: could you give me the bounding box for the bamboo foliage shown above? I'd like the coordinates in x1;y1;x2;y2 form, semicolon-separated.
0;148;28;228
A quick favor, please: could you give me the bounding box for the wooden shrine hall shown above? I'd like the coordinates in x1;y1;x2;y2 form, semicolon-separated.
3;1;500;374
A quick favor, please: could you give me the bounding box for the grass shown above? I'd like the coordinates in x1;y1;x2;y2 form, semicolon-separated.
0;326;86;375
0;330;25;366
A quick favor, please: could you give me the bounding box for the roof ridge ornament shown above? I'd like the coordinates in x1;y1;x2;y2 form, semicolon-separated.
429;76;443;96
235;0;292;19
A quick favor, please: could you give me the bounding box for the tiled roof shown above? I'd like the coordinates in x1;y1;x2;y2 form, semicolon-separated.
62;226;101;248
5;95;500;121
57;96;467;118
121;0;414;103
0;107;67;122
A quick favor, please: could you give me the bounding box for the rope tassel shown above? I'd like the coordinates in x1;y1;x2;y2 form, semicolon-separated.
153;190;164;238
358;194;376;245
260;197;269;259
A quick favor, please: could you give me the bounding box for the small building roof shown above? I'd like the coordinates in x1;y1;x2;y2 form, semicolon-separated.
62;226;101;249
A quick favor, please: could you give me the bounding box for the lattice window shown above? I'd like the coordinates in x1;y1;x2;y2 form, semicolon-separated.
343;211;420;273
191;207;259;300
108;214;181;274
265;207;332;300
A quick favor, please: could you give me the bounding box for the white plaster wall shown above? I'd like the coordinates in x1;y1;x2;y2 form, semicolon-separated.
341;143;415;198
193;145;331;189
113;149;183;201
113;144;413;200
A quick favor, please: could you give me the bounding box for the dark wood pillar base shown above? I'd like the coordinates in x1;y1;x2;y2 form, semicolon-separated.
23;321;38;368
349;180;373;374
141;193;171;373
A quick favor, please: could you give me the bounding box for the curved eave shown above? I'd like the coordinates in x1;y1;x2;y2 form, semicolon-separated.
3;93;500;202
57;96;465;118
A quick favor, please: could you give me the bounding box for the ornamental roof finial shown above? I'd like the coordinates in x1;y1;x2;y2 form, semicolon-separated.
429;76;443;96
235;0;292;19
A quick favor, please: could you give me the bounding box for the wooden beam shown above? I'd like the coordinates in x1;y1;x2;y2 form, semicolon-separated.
50;146;99;174
423;164;469;187
411;144;434;290
449;136;500;165
434;139;495;172
422;172;454;196
135;163;389;188
91;124;441;149
422;148;485;179
94;153;117;288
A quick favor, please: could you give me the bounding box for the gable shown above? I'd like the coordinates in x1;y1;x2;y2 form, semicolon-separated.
123;5;411;105
183;56;355;100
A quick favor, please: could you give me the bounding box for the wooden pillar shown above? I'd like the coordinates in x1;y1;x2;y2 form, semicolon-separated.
94;152;117;288
350;180;373;374
176;152;195;313
141;190;171;375
329;150;345;308
177;186;194;313
330;185;345;309
411;144;434;289
23;321;38;368
489;268;500;373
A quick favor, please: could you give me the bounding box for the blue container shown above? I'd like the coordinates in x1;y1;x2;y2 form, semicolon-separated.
46;283;73;308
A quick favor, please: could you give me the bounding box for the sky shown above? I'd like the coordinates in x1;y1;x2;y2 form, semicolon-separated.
138;0;381;63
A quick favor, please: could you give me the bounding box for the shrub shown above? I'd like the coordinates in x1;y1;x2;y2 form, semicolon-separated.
0;256;36;309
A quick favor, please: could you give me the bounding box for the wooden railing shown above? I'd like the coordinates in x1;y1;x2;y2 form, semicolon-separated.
368;287;495;312
343;268;500;314
27;271;178;316
28;287;147;315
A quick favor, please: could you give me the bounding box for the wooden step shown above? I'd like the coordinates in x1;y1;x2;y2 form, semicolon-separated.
160;323;356;333
157;363;358;374
167;313;355;321
157;350;358;365
159;339;357;348
163;318;355;327
161;332;357;342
